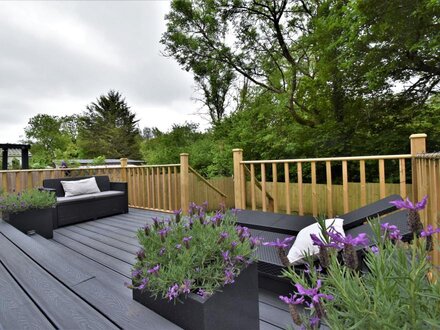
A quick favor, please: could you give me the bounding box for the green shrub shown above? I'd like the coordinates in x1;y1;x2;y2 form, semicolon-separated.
0;189;57;214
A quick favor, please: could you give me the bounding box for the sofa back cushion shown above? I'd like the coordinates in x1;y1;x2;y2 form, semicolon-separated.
43;176;111;197
61;177;101;197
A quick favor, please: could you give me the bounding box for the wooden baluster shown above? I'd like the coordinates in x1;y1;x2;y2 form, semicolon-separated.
250;164;256;210
342;160;349;213
379;159;386;198
15;172;22;193
162;167;167;210
272;163;278;213
326;161;333;218
168;167;172;210
261;163;267;212
399;158;407;198
359;160;367;206
2;172;8;193
146;168;151;208
174;166;178;210
156;167;161;210
284;162;291;214
298;162;304;216
311;161;317;217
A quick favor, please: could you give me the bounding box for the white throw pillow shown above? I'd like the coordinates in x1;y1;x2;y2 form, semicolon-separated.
61;177;101;197
287;218;345;264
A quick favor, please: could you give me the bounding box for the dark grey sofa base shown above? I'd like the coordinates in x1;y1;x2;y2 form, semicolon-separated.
43;176;129;228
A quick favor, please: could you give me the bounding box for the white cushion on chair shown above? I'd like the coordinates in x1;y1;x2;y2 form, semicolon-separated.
287;218;345;264
61;177;101;197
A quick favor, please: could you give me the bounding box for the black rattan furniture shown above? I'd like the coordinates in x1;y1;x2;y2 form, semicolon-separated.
43;176;128;228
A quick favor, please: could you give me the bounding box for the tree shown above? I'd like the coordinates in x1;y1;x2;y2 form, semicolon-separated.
24;114;78;167
162;0;439;128
78;90;141;159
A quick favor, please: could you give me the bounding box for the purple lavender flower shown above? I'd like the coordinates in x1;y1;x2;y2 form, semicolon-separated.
327;231;369;248
218;232;229;244
235;255;245;263
381;223;402;240
309;316;321;328
230;241;238;250
249;236;262;249
197;288;211;298
152;217;161;229
159;247;166;256
175;244;182;250
239;226;251;242
165;284;180;301
295;280;333;305
279;293;305;305
136;249;146;261
421;225;440;237
224;269;235;285
181;279;192;294
158;227;171;242
310;233;339;249
131;269;142;278
183;236;192;249
173;209;182;223
370;246;379;254
210;211;224;227
138;277;149;290
147;264;160;275
143;224;151;236
219;202;226;214
390;195;428;211
262;236;295;249
188;202;197;216
221;250;231;263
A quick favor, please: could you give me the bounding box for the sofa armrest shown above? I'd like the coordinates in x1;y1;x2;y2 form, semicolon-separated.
110;182;127;193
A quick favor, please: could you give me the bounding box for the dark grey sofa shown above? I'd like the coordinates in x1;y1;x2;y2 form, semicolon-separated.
43;176;128;228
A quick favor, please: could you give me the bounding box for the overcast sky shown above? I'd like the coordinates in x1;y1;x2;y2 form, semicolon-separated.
0;1;205;143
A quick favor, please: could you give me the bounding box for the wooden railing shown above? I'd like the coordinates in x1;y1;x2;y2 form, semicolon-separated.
0;154;228;214
233;134;428;217
414;152;440;266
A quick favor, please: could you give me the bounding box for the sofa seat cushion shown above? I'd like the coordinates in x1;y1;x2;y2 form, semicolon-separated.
57;190;124;204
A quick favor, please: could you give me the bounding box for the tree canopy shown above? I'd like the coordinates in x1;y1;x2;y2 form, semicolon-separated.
77;90;141;159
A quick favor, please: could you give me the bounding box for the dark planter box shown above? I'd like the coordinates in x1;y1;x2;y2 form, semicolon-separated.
2;208;54;239
133;263;259;330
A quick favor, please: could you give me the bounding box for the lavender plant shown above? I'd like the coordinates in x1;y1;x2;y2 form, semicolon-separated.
0;189;56;214
267;196;440;329
128;203;261;302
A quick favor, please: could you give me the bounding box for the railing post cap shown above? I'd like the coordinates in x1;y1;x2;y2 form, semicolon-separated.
409;133;427;139
180;153;189;156
232;148;243;152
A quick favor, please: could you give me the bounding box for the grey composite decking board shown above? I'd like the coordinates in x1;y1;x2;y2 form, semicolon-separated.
259;301;296;329
259;289;289;311
76;222;140;246
30;235;181;330
259;320;284;330
91;219;139;237
0;221;94;287
0;234;118;330
0;262;55;330
52;232;132;277
93;217;144;231
55;227;136;264
65;225;140;254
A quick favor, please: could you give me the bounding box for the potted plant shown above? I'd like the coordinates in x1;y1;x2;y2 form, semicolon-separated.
128;203;261;330
0;189;56;238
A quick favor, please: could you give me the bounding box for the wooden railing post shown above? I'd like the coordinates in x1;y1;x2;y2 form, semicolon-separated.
410;133;427;200
233;149;244;209
180;153;189;214
120;158;128;182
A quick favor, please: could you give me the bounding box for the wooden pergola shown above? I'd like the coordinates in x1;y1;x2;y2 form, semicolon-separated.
0;143;31;170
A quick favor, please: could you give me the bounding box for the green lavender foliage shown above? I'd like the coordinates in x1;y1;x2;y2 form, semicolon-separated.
0;189;57;214
282;218;440;329
133;210;255;300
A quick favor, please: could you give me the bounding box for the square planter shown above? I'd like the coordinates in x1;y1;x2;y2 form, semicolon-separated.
2;208;54;239
133;262;259;330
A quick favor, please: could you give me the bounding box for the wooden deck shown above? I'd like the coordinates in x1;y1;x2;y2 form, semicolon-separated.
0;208;294;329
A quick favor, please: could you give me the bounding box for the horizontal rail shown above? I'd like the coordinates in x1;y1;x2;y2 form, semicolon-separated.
189;166;227;198
241;154;412;164
416;152;440;159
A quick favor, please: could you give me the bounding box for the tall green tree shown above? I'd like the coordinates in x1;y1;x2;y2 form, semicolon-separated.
78;90;141;159
24;114;78;167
